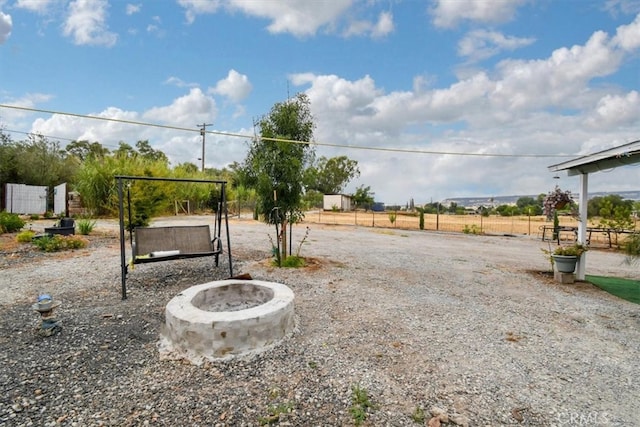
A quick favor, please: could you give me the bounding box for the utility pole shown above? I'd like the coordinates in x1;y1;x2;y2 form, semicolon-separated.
197;123;212;172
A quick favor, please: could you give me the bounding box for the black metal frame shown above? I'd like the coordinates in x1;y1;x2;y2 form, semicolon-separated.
115;175;233;299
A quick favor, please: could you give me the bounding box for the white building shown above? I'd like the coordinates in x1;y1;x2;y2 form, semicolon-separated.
323;194;352;211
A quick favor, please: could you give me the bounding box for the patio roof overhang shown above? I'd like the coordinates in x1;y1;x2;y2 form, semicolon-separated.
546;139;640;280
548;139;640;176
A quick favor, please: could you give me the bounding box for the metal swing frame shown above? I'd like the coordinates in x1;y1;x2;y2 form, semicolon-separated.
115;175;233;299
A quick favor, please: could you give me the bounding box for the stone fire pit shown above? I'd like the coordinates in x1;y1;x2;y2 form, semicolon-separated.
161;279;295;363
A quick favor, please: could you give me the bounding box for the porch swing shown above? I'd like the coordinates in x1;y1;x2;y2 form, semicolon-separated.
116;175;233;299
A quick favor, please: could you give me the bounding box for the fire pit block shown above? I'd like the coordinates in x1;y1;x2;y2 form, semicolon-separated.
163;280;295;362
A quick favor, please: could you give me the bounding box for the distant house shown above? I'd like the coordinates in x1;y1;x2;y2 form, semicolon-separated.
323;194;352;211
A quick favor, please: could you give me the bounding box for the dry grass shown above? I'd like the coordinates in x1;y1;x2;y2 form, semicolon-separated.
303;210;635;247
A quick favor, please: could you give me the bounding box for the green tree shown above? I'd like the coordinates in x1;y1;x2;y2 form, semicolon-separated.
114;142;136;158
302;189;324;210
352;185;375;211
66;140;110;161
245;93;315;262
136;140;169;164
6;134;77;188
0;136;21;185
422;201;444;214
496;204;519;216
516;196;535;209
597;197;634;247
304;155;360;194
588;194;633;219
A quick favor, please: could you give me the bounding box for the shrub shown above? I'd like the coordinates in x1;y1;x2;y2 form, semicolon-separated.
350;384;375;426
553;243;588;257
77;218;97;235
388;211;396;226
16;230;36;243
623;231;640;265
279;255;305;268
33;235;87;252
463;224;482;235
0;211;25;233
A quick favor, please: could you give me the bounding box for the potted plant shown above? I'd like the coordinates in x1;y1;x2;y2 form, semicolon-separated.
552;243;588;273
543;186;574;219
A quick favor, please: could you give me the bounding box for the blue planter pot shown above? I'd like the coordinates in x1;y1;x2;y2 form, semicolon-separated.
552;255;578;273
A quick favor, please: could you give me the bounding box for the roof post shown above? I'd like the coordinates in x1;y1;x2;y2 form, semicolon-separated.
576;173;588;281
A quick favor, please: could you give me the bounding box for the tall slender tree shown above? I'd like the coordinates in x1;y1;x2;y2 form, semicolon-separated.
244;93;315;261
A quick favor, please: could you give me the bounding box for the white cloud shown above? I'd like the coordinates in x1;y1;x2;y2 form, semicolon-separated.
373;11;394;37
32;107;142;146
603;0;640;16
344;11;394;38
458;29;535;62
430;0;527;28
27;92;226;168
177;0;222;24
63;0;117;47
0;10;11;44
586;91;640;128
228;0;353;37
164;76;199;88
291;73;383;141
210;70;253;102
0;93;53;123
492;31;622;111
126;3;141;15
287;19;640;202
613;12;640;50
15;0;57;14
178;0;380;38
143;88;217;126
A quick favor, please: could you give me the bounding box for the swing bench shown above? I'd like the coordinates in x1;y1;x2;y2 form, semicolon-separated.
116;175;233;299
131;225;221;264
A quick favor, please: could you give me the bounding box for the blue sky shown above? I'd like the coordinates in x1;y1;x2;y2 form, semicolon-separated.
1;0;639;204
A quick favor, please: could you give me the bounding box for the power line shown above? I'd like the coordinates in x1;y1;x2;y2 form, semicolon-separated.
0;103;576;159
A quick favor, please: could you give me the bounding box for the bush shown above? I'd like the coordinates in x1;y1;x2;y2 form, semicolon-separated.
16;230;35;243
0;211;25;233
623;232;640;265
33;235;87;252
553;243;588;257
77;218;97;235
279;255;305;268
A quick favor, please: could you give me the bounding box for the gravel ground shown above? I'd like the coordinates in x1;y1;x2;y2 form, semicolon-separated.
0;217;639;427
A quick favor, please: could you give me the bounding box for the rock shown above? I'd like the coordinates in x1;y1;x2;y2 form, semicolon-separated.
450;413;470;427
428;416;441;427
430;406;447;417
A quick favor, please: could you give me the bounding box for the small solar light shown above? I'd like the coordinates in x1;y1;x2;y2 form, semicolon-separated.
32;294;62;336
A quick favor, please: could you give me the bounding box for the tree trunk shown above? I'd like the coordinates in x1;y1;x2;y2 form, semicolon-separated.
281;219;288;261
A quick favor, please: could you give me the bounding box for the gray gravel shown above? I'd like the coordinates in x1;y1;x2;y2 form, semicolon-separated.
1;217;638;426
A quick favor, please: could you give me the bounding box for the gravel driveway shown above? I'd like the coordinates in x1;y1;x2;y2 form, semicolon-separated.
1;216;638;426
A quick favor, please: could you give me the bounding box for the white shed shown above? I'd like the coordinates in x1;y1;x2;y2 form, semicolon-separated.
323;194;352;211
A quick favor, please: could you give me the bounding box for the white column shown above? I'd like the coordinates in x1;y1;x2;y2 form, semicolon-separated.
576;173;588;280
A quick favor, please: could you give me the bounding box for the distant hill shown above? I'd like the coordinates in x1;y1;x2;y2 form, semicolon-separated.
442;190;640;208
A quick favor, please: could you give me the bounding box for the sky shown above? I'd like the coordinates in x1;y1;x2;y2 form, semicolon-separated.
0;0;639;205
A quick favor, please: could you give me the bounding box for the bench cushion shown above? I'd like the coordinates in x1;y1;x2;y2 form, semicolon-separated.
133;225;214;258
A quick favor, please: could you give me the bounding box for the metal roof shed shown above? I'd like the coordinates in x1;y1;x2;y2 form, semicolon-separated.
548;139;640;280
